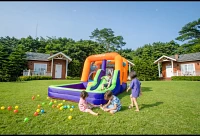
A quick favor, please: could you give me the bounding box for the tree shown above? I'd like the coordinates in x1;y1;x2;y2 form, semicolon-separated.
37;36;47;53
4;44;27;81
90;28;126;52
19;36;40;52
0;43;27;82
120;48;133;60
63;40;105;77
176;18;200;46
132;56;158;81
0;36;19;49
191;43;200;53
67;59;82;77
0;43;11;81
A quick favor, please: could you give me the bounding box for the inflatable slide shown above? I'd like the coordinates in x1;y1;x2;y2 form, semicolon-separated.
48;52;128;105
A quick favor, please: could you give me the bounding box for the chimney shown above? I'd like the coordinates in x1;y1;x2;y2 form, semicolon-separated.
50;52;53;56
175;54;179;60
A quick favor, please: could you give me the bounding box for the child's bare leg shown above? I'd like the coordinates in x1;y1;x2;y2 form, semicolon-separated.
88;104;93;109
87;109;99;116
130;95;134;106
103;108;110;112
132;98;139;111
100;104;104;110
100;104;108;111
129;95;134;108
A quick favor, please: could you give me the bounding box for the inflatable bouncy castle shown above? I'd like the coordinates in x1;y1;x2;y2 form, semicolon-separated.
48;52;129;105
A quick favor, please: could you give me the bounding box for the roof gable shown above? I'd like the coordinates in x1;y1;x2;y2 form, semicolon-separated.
127;60;135;66
47;52;72;62
154;55;176;64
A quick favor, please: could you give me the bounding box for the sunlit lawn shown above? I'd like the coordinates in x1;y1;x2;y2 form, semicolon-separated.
0;80;199;134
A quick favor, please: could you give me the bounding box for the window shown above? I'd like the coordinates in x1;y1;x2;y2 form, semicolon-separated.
34;63;47;75
181;63;195;76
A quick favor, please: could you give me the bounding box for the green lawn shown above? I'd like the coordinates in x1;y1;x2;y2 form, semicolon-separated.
0;80;199;134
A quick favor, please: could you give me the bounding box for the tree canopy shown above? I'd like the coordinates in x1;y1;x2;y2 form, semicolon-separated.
90;28;126;52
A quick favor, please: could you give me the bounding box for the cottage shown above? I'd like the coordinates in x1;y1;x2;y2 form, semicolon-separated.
154;52;200;80
23;52;72;79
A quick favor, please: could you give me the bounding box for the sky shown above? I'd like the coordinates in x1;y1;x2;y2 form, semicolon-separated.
0;2;200;50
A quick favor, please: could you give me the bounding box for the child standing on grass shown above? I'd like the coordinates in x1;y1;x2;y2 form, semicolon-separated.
126;71;142;112
100;90;121;114
78;91;99;116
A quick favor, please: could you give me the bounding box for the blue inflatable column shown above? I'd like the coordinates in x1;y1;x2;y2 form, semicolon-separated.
101;60;107;76
101;60;107;71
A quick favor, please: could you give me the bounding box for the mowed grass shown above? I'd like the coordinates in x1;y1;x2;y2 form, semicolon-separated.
0;80;200;134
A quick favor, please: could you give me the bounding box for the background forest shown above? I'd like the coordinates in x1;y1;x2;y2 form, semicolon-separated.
0;18;199;82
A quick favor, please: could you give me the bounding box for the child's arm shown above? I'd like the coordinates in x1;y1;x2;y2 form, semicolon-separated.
105;104;117;111
87;102;93;107
127;81;133;92
140;87;142;95
126;87;131;92
139;82;142;95
82;99;90;108
107;80;111;88
140;89;142;95
83;102;88;108
103;100;111;108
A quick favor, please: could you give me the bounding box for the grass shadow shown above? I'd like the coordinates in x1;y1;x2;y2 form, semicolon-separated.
141;87;153;92
117;87;153;100
120;106;129;111
140;102;163;110
13;81;28;83
118;92;129;99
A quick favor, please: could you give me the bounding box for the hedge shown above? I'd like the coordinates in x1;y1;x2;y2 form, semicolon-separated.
66;76;80;80
17;76;52;81
171;76;200;81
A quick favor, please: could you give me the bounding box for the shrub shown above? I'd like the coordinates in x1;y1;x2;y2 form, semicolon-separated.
171;76;200;81
17;76;52;81
66;76;80;80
